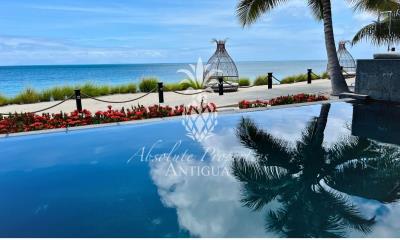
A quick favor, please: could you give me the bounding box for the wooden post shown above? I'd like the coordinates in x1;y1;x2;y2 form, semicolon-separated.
218;77;224;95
267;73;273;89
158;82;164;103
307;69;312;84
74;89;82;112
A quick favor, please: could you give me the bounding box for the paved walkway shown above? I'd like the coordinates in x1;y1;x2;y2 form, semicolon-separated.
0;79;355;114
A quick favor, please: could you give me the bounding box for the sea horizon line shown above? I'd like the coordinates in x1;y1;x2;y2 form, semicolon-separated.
0;59;328;68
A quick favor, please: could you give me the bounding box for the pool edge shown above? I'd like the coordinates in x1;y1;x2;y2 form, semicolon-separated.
0;98;353;139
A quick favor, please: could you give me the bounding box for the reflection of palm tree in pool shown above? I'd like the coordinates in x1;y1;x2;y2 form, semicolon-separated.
232;104;400;237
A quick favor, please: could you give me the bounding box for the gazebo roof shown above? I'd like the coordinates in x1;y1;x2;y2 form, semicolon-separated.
206;39;239;80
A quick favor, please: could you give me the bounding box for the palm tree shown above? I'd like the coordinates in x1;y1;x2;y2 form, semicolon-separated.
236;0;399;95
352;1;400;46
231;104;400;237
352;12;400;48
350;0;400;12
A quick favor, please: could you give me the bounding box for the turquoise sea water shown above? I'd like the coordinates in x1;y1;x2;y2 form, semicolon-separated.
0;60;327;97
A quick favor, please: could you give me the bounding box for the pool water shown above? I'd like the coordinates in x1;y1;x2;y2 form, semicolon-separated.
0;101;399;237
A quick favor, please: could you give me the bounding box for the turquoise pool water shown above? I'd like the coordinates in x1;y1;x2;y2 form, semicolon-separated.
0;101;399;237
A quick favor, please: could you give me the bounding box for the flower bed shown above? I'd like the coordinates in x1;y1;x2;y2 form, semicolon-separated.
0;103;217;134
239;94;328;109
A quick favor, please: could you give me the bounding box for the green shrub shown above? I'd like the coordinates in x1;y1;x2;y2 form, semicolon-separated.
139;78;159;92
321;72;330;79
1;82;140;106
110;83;137;94
40;86;75;101
238;78;251;86
12;88;41;104
0;94;8;106
125;83;138;93
280;72;329;84
281;74;308;84
254;75;268;86
179;79;203;89
77;83;111;97
79;83;100;97
164;83;187;91
98;85;111;95
40;89;52;102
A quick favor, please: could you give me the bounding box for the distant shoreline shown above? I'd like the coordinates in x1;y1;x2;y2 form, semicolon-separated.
0;59;327;68
0;60;328;97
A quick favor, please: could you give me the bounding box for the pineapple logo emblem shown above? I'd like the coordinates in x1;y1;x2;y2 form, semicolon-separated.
177;58;218;142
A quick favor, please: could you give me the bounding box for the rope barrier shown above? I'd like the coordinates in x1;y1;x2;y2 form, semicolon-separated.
0;94;75;116
272;75;282;83
311;72;322;79
81;88;156;104
172;90;209;95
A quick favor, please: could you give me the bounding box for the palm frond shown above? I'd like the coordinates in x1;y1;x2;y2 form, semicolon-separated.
240;186;281;210
232;157;292;210
265;208;288;234
327;145;400;203
295;104;330;165
348;0;400;12
236;117;297;171
308;0;323;21
236;0;289;27
318;187;375;233
295;118;327;167
266;194;347;237
232;157;290;183
352;18;400;46
328;137;378;168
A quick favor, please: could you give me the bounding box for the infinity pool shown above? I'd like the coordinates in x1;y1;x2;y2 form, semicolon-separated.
0;101;399;237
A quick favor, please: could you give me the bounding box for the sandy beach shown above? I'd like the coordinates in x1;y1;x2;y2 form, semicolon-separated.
0;78;355;114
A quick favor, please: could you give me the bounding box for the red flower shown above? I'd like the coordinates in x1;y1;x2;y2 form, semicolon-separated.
239;94;328;109
0;103;218;134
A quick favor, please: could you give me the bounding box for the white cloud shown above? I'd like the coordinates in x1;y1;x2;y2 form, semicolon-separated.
149;131;270;237
28;5;126;14
0;36;164;65
354;12;377;23
0;36;68;49
1;0;393;63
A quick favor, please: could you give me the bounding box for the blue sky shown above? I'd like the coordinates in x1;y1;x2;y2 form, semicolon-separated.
0;0;392;65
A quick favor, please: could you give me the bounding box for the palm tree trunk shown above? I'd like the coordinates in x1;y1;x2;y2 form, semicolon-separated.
315;103;331;144
321;0;350;95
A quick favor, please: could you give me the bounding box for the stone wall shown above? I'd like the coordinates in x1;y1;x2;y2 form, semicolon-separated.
352;102;400;145
355;59;400;102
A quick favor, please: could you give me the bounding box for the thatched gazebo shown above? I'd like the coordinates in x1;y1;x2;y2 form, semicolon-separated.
205;39;239;91
337;41;356;75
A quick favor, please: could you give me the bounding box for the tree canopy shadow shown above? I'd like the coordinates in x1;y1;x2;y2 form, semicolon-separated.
232;104;400;237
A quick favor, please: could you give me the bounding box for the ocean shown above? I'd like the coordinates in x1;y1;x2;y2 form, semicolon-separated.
0;60;327;97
